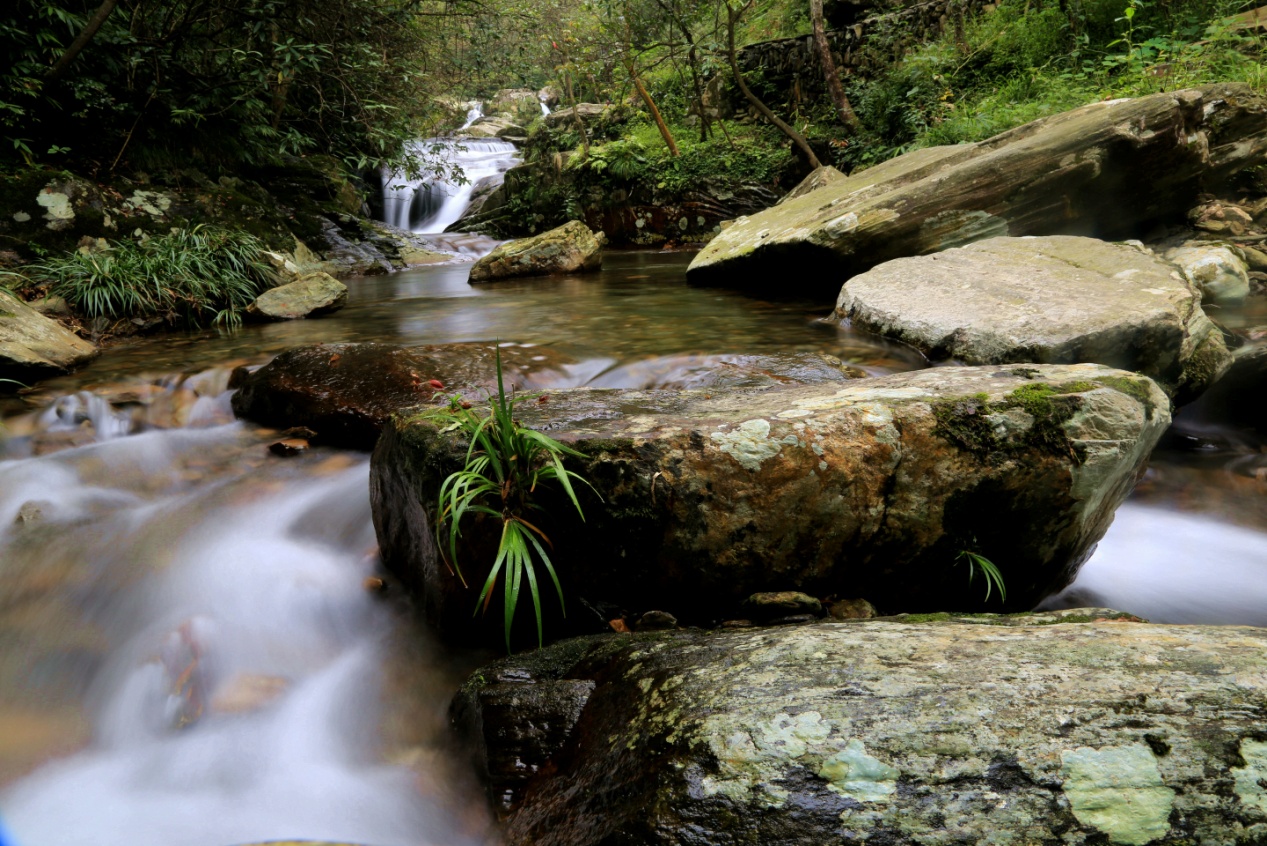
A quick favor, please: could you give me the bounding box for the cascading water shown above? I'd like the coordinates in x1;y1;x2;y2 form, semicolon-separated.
0;372;493;846
1039;504;1267;625
380;103;520;235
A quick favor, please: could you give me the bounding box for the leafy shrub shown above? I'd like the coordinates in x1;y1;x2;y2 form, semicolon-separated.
21;226;275;329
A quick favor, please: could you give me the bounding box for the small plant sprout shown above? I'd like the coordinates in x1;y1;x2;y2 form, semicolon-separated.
959;550;1007;604
431;346;596;650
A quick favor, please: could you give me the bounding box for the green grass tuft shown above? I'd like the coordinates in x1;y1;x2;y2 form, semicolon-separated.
429;346;598;651
20;226;275;330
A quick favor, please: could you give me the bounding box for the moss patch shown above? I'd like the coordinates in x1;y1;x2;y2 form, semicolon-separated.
931;380;1096;462
1092;375;1160;421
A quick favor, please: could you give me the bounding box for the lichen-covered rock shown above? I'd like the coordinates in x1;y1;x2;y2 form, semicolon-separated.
1165;242;1252;305
833;236;1230;402
453;616;1267;846
469;221;603;282
230;342;576;448
245;272;347;321
371;364;1169;644
686;84;1267;296
0;289;97;383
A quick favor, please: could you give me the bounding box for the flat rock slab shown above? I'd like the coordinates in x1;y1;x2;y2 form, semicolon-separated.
833;235;1229;402
371;364;1169;645
469;220;602;282
246;271;347;320
686;84;1267;296
0;288;97;383
453;616;1267;846
230;343;573;448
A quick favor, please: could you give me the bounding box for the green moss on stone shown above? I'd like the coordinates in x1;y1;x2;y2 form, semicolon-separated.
1092;375;1160;420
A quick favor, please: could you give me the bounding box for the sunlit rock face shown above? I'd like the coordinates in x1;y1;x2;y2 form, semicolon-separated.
454;615;1267;846
686;84;1267;296
833;235;1230;403
371;364;1169;645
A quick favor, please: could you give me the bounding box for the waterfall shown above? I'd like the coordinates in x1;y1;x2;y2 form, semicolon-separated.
379;101;520;235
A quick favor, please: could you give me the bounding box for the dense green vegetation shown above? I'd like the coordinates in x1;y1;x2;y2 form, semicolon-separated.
0;0;479;178
15;226;274;328
832;0;1267;169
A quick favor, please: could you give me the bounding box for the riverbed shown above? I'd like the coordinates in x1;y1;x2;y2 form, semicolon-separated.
0;248;1264;844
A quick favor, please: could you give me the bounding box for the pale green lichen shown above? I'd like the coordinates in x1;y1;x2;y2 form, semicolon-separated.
1060;744;1175;845
37;189;74;228
710;419;782;471
818;738;899;802
1233;739;1267;814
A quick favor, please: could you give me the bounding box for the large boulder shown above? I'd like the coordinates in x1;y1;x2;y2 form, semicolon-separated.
686;84;1267;296
453;615;1267;845
245;271;347;321
833;235;1230;402
230;343;573;448
469;221;602;282
0;289;97;383
371;364;1169;644
543;104;612;128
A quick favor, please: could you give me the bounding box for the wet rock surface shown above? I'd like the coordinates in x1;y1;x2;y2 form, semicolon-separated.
454;615;1267;846
469;221;603;282
687;84;1267;296
372;364;1169;644
245;271;348;321
0;288;97;382
230;343;569;448
833;235;1230;402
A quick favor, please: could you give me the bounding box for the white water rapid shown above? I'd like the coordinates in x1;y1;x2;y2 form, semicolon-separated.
0;374;491;846
381;103;519;234
1039;503;1267;626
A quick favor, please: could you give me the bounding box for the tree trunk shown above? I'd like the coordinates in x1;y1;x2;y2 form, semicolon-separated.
626;60;679;156
810;0;859;130
46;0;122;80
726;2;821;168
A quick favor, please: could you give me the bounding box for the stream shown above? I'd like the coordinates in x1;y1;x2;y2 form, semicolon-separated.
1;244;1265;843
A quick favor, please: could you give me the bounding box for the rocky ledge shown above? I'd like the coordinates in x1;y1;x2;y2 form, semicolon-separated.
833;235;1230;403
686;84;1267;296
371;364;1169;644
453;614;1267;846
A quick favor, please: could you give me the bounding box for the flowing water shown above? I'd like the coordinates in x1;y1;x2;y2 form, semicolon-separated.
0;249;921;844
380;111;520;234
1;236;1265;842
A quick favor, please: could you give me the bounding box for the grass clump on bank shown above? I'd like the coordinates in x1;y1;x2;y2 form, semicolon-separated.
19;227;275;330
